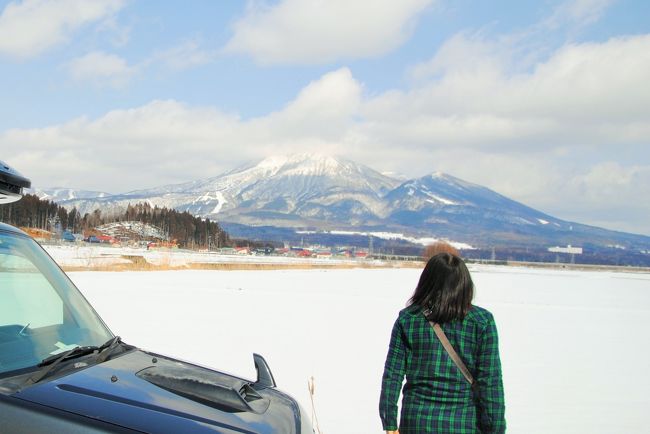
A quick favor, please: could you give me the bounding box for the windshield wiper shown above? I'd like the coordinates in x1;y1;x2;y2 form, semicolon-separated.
18;323;30;336
95;335;123;364
24;336;121;386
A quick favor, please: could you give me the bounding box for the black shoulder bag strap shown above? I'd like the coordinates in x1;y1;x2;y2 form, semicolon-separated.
429;321;475;388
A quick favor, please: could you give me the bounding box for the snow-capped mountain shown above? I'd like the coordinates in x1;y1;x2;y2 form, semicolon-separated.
45;154;650;248
384;172;565;228
29;187;111;202
140;153;398;220
60;154;400;225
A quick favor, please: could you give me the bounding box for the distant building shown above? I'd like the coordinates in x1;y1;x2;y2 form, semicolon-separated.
96;235;116;244
548;245;583;255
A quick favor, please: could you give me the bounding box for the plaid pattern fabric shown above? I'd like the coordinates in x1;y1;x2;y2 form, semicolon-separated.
379;305;506;433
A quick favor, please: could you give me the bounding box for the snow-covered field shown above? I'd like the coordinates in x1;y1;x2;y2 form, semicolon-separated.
67;265;650;434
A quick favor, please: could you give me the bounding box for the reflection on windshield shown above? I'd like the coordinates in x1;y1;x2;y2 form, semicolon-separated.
0;230;113;376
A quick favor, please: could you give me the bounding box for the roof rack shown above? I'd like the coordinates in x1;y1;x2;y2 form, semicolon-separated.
0;160;31;204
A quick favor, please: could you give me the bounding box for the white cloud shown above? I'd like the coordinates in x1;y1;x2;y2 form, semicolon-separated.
66;51;136;88
558;161;650;227
1;68;362;191
370;33;650;150
252;68;362;139
556;162;650;234
544;0;616;30
3;29;650;233
0;0;125;59
224;0;434;64
3;101;238;192
96;13;131;47
65;40;219;88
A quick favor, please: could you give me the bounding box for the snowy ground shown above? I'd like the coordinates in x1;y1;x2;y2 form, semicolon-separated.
67;265;650;434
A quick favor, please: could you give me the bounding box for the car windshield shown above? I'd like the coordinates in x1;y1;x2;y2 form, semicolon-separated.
0;228;112;376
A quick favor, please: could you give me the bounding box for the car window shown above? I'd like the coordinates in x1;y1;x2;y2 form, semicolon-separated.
0;250;64;329
0;231;113;376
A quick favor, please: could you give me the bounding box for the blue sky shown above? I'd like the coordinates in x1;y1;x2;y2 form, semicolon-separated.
1;0;649;235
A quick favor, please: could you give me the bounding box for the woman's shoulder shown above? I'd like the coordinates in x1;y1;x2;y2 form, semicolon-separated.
396;304;497;328
465;304;496;326
397;305;424;321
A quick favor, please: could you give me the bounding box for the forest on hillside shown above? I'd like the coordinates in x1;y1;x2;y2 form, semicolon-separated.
0;194;230;249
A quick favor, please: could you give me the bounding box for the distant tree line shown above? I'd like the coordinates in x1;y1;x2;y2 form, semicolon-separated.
0;194;230;249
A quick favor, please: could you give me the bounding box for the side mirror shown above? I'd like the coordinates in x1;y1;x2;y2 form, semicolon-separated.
0;160;31;204
253;353;277;388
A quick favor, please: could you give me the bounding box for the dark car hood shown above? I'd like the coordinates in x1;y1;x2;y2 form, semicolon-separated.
11;350;300;434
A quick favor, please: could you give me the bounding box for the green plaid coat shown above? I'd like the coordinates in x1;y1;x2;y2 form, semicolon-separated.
379;305;506;433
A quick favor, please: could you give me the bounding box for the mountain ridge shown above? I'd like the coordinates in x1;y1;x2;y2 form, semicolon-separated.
30;154;650;250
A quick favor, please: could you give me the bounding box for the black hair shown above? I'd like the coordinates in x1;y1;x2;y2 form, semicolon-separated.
408;253;474;323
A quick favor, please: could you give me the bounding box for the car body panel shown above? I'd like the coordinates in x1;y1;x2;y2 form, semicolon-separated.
8;350;301;433
0;394;142;433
